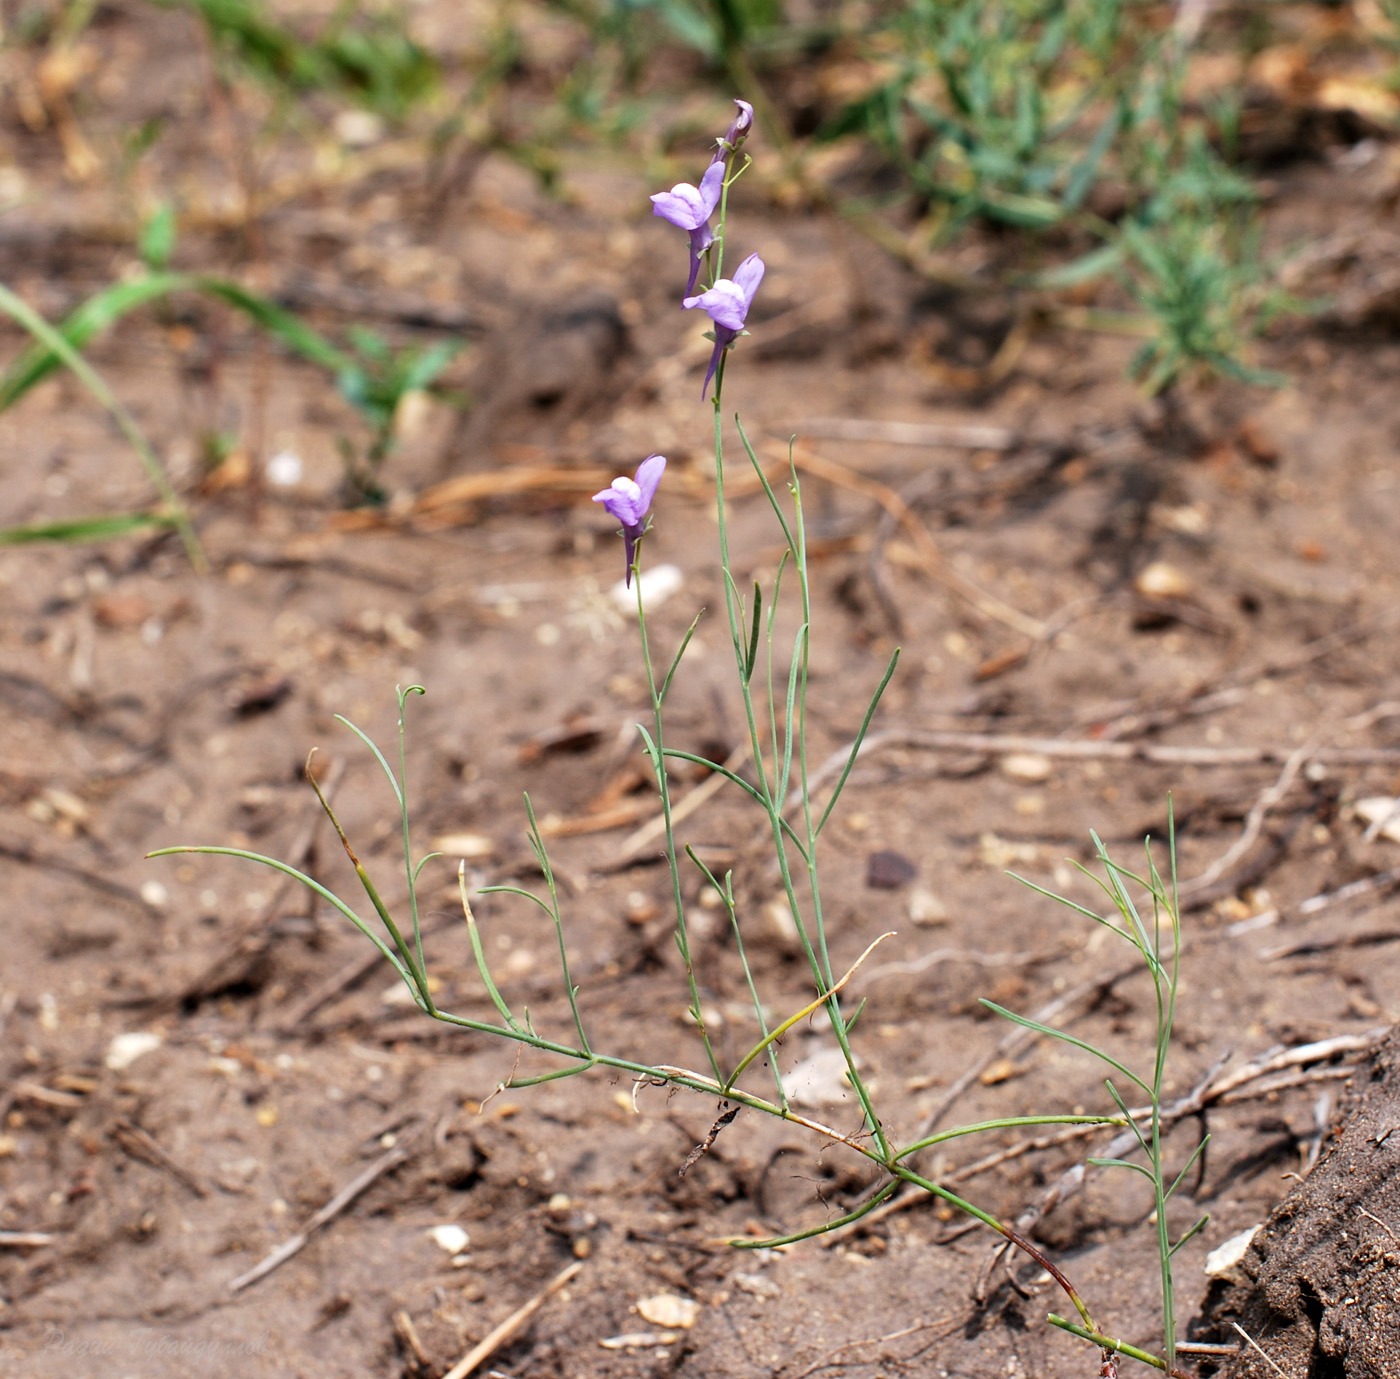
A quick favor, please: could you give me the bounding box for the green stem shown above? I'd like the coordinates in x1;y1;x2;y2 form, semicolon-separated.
1047;1316;1193;1378
0;282;205;572
634;549;724;1087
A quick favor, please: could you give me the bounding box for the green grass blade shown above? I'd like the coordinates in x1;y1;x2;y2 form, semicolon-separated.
981;1000;1151;1095
0;282;205;572
815;648;899;835
1170;1214;1209;1257
729;1179;900;1249
193;277;355;373
148;845;417;993
0;272;190;408
0;512;177;545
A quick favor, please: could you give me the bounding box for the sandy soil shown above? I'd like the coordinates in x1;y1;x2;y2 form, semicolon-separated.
3;7;1400;1378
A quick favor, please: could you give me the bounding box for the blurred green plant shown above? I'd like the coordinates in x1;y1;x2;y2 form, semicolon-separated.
825;0;1129;232
162;0;438;120
823;1;1289;393
520;0;1292;393
0;281;205;569
334;326;462;501
0;244;464;519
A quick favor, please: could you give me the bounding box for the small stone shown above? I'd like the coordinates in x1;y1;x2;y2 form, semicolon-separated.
1000;752;1052;783
866;849;917;890
733;1271;782;1299
907;887;949;926
761;897;801;947
636;1294;700;1329
610;563;684;613
106;1031;163;1071
1204;1225;1260;1282
266;451;303;488
334;109;385;147
430;832;496;860
782;1047;857;1107
600;1332;678;1350
978;1058;1018;1087
1134;561;1192;599
428;1224;470;1255
1356;797;1400;844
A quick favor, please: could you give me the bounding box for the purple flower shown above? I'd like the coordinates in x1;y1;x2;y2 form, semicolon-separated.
682;253;765;398
592;454;667;587
712;99;754;163
650;162;725;296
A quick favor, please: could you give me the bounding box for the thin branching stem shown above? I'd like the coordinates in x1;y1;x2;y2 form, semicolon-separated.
634;586;724;1086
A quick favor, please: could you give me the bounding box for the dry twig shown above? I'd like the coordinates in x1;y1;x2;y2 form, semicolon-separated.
111;1118;208;1198
228;1139;413;1292
779;441;1047;640
439;1260;584;1379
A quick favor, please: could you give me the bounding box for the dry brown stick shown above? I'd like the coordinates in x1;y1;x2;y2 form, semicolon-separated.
989;1029;1386;1250
1230;1322;1291;1378
798;417;1019;451
1226;863;1400;945
1184;702;1400;902
393;1309;431;1371
1086;688;1249;742
1222;610;1400;695
601;743;750;870
0;1231;55;1249
792;1315;960;1379
269;910;457;1032
111;1118;208;1198
1296;863;1400;918
1179;736;1317;900
7;1079;85;1109
809;729;1400;789
778;441;1047;640
227;1140;413;1293
439;1260;584;1379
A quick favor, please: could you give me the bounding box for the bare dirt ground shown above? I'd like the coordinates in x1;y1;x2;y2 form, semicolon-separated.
4;7;1400;1378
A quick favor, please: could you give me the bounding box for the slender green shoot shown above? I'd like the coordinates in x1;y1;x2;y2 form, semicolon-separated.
0;282;205;571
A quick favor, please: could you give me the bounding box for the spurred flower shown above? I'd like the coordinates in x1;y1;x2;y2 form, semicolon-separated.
650;162;725;296
593;454;667;587
682;253;765;398
712;99;754;163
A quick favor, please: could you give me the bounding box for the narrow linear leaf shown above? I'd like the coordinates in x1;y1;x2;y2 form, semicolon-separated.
0;512;175;545
982;1000;1151;1095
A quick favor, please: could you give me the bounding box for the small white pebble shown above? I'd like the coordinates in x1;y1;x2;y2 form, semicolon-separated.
265;450;304;488
609;563;684;613
428;1224;470;1254
106;1031;163;1071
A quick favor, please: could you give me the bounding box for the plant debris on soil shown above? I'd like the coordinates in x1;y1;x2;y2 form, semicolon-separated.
4;6;1400;1378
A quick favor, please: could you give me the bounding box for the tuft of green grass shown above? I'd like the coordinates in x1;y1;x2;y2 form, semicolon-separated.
163;0;438;120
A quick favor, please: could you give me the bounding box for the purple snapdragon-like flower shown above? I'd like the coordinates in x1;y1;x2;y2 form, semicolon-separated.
682;253;765;398
592;454;667;587
712;99;754;163
650;161;724;296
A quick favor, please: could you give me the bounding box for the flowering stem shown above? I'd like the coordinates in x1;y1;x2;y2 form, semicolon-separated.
705;361;892;1156
633;547;725;1087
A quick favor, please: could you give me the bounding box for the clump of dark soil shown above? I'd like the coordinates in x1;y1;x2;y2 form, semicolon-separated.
1196;1029;1400;1379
